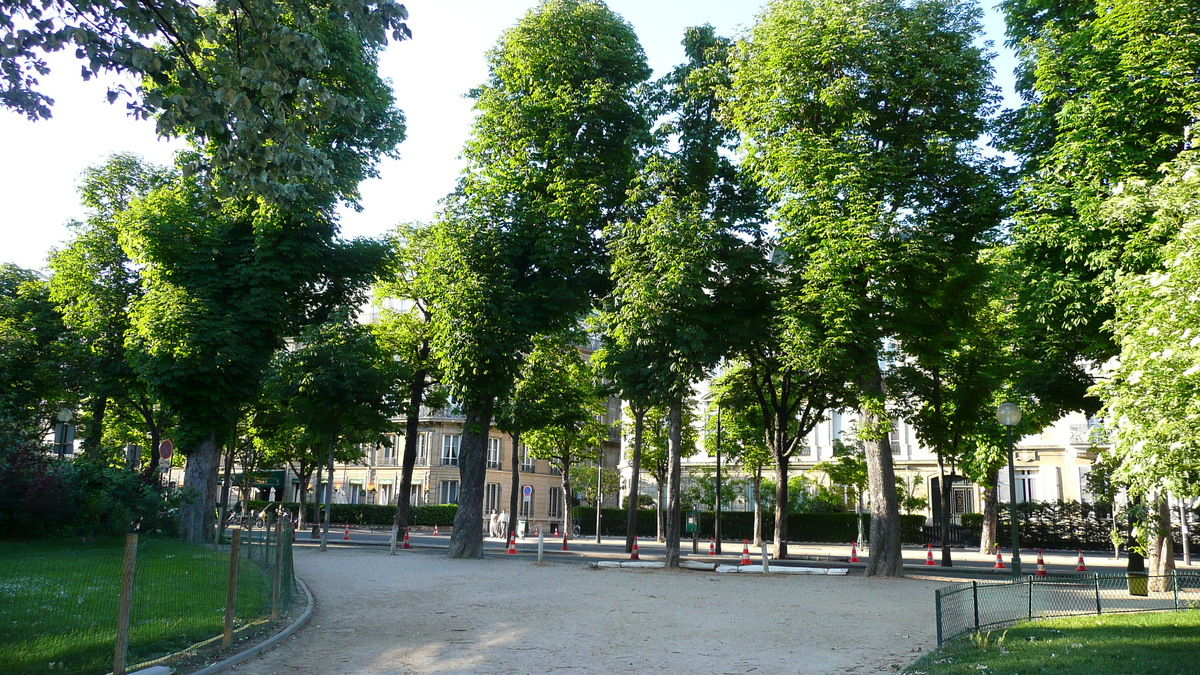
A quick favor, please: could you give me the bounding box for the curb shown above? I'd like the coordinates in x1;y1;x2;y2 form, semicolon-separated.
188;578;315;675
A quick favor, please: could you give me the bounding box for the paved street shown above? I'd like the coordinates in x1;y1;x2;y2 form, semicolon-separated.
288;525;1170;578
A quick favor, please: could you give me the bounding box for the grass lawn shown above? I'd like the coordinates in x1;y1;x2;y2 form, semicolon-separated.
0;537;271;674
906;609;1200;675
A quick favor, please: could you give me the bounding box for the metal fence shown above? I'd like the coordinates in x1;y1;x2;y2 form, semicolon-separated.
0;517;296;675
935;571;1200;645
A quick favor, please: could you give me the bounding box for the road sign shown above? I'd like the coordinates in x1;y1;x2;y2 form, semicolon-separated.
522;485;532;502
159;439;174;460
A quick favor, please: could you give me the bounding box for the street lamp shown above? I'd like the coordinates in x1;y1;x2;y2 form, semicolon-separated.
996;402;1022;577
55;408;74;459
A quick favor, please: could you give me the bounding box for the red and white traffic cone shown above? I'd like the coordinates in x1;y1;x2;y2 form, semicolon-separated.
561;533;569;551
433;524;440;536
924;543;936;566
630;537;640;560
343;524;351;541
739;539;752;566
849;542;860;563
507;532;517;554
1075;549;1088;572
553;524;559;537
402;529;411;549
708;538;716;555
993;544;1006;569
1035;548;1047;577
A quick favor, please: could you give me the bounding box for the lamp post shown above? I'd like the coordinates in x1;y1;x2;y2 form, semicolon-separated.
996;402;1022;577
715;398;722;554
55;408;74;459
595;450;603;545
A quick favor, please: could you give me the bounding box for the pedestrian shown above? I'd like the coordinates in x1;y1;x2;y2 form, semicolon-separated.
498;508;510;537
489;509;499;538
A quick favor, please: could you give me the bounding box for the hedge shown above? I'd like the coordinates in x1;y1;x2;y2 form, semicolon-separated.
958;501;1200;552
245;500;457;527
569;506;924;544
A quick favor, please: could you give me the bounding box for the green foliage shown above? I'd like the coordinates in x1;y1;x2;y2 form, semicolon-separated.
0;264;77;451
1;0;410;205
248;500;455;527
571;466;620;505
523;334;609;472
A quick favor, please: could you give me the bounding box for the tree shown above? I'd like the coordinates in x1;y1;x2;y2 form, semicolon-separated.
1;0;410;204
257;314;403;548
702;386;773;546
373;225;444;549
520;334;608;537
594;25;762;568
637;403;699;542
48;154;175;468
0;264;76;451
428;0;649;559
729;0;1000;576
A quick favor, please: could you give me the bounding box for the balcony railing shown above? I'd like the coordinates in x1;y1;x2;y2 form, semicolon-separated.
1069;424;1113;446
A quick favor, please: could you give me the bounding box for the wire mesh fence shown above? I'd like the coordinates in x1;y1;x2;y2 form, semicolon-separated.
936;571;1200;645
0;515;296;674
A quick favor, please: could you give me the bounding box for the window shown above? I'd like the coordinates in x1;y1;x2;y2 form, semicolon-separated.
520;444;534;472
439;480;459;505
441;434;460;466
519;486;533;517
409;484;423;507
485;483;502;513
549;487;562;518
415;432;430;466
488;437;502;469
1016;470;1036;503
886;417;903;454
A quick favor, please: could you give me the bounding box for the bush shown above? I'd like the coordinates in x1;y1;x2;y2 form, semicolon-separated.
567;507;924;543
246;500;457;528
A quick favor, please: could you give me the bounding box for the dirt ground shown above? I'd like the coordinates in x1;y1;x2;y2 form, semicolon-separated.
226;547;943;674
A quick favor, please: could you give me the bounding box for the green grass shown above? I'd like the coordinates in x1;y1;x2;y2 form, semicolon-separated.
907;609;1200;675
0;537;271;674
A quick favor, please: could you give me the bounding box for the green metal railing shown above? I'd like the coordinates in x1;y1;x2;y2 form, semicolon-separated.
935;571;1200;645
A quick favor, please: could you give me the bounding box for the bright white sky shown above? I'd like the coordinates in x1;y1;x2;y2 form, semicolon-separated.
0;0;1016;272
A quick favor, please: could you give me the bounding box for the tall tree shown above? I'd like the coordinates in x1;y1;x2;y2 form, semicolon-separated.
428;0;649;559
730;0;1001;576
48;154;175;465
115;2;407;543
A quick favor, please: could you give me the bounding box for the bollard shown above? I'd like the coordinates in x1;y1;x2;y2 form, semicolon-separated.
761;542;770;573
537;528;545;564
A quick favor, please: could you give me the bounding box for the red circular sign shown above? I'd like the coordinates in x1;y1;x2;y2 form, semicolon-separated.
159;439;174;460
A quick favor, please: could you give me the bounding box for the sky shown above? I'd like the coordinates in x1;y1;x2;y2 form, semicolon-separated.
0;0;1017;273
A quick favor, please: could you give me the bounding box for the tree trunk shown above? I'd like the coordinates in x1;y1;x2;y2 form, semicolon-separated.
664;396;684;568
938;462;953;567
179;432;221;544
752;469;763;547
773;458;789;559
394;367;429;544
859;365;903;577
294;465;311;531
312;448;324;538
978;470;999;554
448;397;494;558
560;459;572;537
320;439;334;551
1148;492;1176;592
509;430;521;538
216;450;234;543
624;407;645;553
82;395;107;456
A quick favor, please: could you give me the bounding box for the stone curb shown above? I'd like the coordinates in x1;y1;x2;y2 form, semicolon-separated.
185;577;315;675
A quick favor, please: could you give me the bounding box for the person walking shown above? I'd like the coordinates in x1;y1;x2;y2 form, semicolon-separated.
489;509;500;538
498;508;510;537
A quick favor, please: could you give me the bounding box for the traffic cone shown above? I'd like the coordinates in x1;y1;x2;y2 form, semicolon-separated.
343;524;350;541
924;543;936;566
708;539;715;555
561;533;569;551
506;532;517;554
553;524;559;537
1075;549;1088;572
1035;548;1047;577
630;537;640;560
849;542;860;563
739;539;752;566
402;529;411;549
993;544;1006;569
433;524;440;536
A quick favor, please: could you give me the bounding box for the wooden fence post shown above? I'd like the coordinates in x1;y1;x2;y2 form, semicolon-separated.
113;533;139;675
272;517;283;620
224;528;241;648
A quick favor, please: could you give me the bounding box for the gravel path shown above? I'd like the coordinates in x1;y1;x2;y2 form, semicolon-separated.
227;547;942;674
